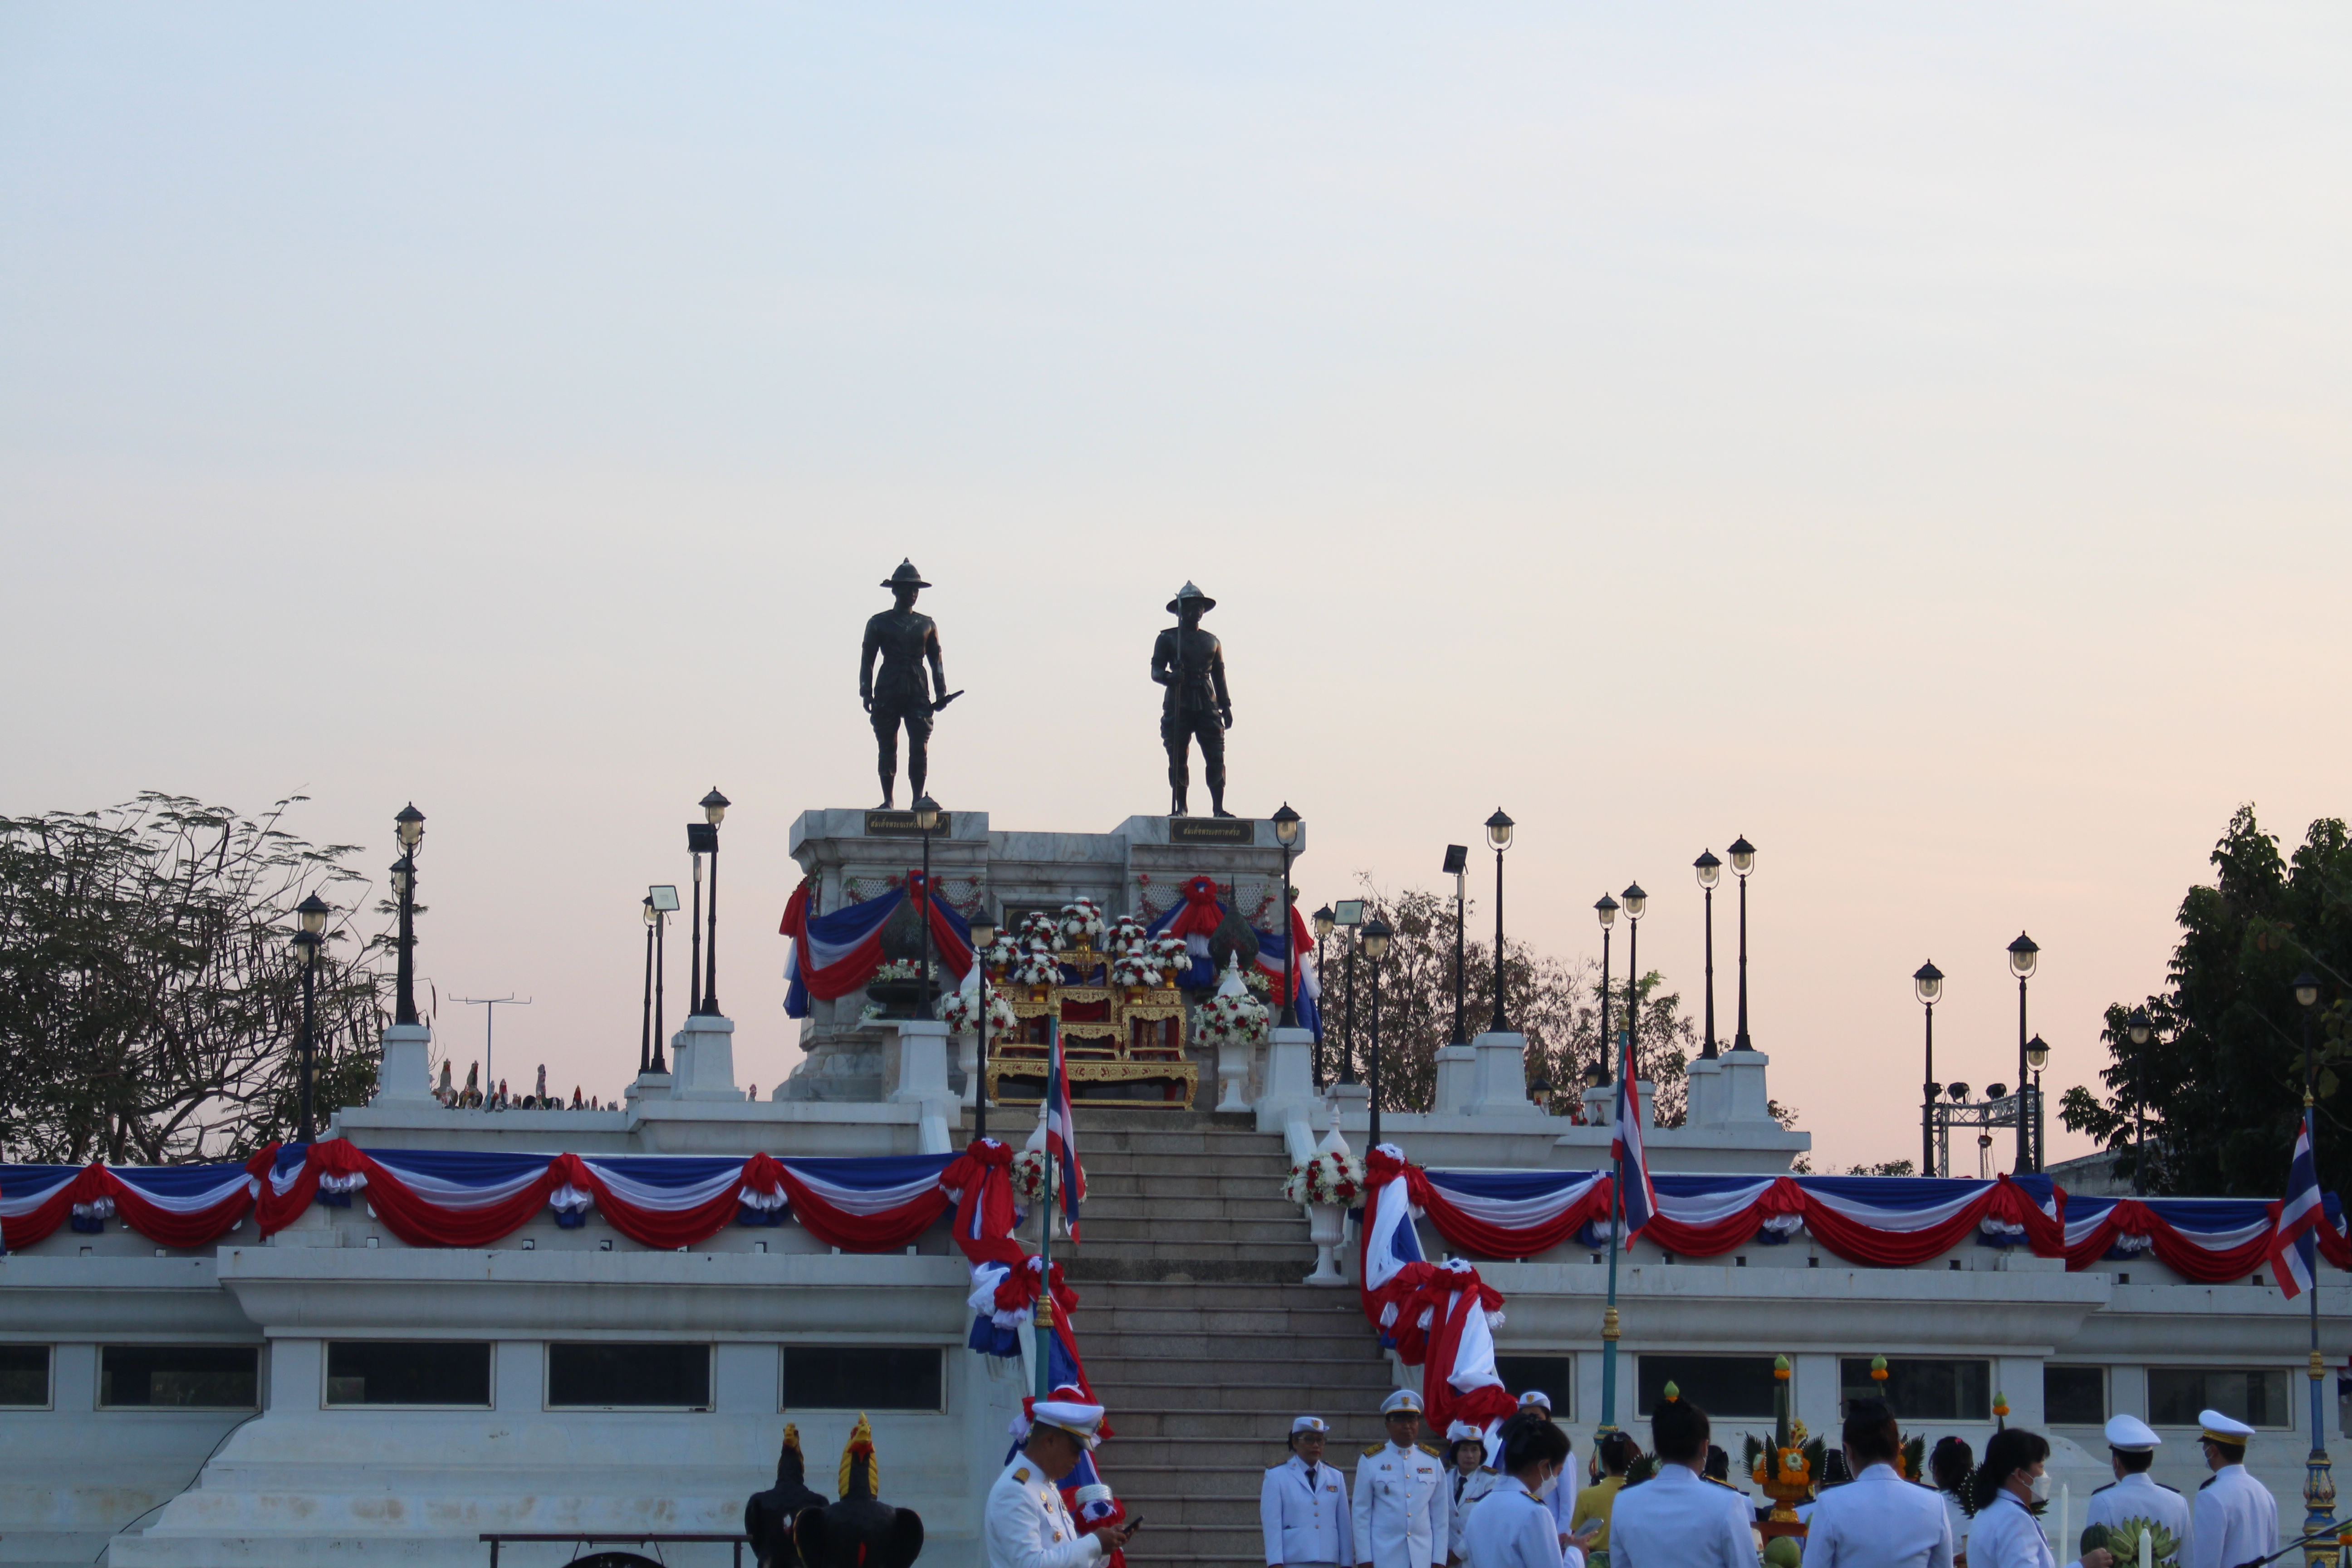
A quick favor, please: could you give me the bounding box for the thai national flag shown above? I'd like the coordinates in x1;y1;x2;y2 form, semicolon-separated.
1044;1024;1085;1243
1611;1029;1657;1236
2273;1109;2323;1298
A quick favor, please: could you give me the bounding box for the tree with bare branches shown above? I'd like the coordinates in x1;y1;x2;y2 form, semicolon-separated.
1316;881;1697;1125
0;794;388;1163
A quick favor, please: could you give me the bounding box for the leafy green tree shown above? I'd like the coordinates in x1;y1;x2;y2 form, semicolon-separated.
1317;880;1695;1124
2059;806;2351;1196
0;794;387;1164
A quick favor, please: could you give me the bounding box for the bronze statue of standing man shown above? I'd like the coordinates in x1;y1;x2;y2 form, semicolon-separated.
860;560;956;808
1150;581;1233;817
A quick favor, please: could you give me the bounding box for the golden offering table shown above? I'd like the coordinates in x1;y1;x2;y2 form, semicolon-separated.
984;946;1198;1110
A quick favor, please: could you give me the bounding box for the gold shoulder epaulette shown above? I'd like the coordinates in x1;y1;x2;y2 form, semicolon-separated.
1418;1442;1443;1457
1014;1467;1031;1483
1364;1443;1385;1456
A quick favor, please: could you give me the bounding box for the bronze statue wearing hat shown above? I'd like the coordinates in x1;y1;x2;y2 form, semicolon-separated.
1150;582;1233;817
860;560;956;808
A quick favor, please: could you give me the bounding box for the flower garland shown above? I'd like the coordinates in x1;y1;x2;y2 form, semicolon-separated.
1059;898;1106;948
871;959;926;982
1191;985;1270;1046
1011;1147;1085;1205
938;985;1019;1035
1283;1149;1366;1207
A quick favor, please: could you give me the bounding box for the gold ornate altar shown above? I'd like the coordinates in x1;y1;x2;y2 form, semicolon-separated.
984;946;1199;1110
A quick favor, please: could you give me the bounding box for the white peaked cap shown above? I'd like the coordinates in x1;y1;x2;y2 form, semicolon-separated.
1517;1390;1553;1411
1033;1398;1107;1449
1446;1421;1486;1443
2104;1415;2161;1452
1073;1484;1114;1506
1292;1416;1330;1435
1381;1389;1424;1415
2198;1409;2257;1443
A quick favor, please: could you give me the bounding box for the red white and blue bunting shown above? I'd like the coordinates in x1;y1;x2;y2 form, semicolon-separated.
2064;1191;2352;1283
1143;877;1321;1032
780;875;975;1018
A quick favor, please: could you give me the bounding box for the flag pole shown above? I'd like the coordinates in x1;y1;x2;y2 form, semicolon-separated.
2303;1096;2335;1561
1599;1024;1627;1434
1035;1016;1057;1400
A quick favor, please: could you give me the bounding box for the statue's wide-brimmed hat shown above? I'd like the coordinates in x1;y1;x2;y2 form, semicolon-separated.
882;559;932;590
1166;581;1216;614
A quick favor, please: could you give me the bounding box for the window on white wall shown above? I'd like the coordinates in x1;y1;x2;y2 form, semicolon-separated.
326;1342;492;1407
0;1346;49;1407
99;1345;258;1409
547;1343;711;1410
2149;1369;2291;1429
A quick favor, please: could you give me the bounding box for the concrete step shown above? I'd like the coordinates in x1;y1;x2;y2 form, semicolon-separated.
1098;1406;1396;1439
1063;1255;1319;1284
1091;1378;1395;1413
1078;1216;1307;1245
1082;1171;1306;1200
1079;1187;1303;1217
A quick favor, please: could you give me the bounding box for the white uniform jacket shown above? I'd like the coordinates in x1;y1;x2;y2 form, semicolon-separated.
1804;1462;1953;1568
1966;1490;2083;1568
1460;1476;1584;1568
1449;1468;1501;1559
986;1456;1103;1568
1354;1442;1453;1568
1264;1454;1354;1567
2085;1473;2193;1566
2189;1466;2278;1568
1605;1464;1756;1568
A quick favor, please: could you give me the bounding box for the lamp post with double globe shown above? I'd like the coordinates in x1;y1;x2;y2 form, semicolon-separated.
1915;962;1945;1174
2008;933;2039;1172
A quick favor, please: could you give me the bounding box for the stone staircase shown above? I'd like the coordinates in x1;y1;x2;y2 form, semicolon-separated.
1062;1110;1398;1568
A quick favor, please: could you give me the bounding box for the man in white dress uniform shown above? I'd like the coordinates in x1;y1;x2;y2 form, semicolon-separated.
1803;1396;1954;1568
986;1395;1137;1568
1265;1416;1354;1568
2084;1416;2192;1564
1605;1390;1757;1568
1354;1389;1452;1568
2188;1411;2277;1568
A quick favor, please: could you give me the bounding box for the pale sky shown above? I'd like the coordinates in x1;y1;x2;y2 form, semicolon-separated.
5;4;2348;1172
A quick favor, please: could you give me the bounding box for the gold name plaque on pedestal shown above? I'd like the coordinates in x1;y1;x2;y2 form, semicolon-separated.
864;810;953;837
1169;818;1254;845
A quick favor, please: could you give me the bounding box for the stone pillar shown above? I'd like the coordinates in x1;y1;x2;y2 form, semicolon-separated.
1685;1057;1724;1127
1256;1025;1319;1140
1431;1045;1476;1113
669;1013;744;1101
374;1021;434;1103
1467;1030;1537;1116
1582;1083;1614;1126
1328;1080;1371;1142
888;1019;957;1152
1719;1049;1776;1124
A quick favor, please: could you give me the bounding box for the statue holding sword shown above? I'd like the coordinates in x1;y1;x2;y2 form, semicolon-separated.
860;559;961;808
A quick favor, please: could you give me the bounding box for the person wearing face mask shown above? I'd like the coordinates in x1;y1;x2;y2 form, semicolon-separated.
1961;1428;2112;1568
2186;1411;2274;1568
2083;1416;2189;1564
1802;1397;1954;1568
1460;1414;1602;1568
1604;1389;1755;1568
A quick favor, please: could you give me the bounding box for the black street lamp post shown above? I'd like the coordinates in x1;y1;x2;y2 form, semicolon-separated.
1362;916;1393;1147
2126;1007;2153;1193
2008;932;2039;1172
1444;845;1470;1046
1274;805;1303;1029
1312;905;1335;1088
392;804;426;1026
1593;895;1619;1086
1338;901;1363;1086
1915;962;1945;1176
292;894;329;1142
2026;1034;2050;1175
699;789;729;1014
1486;811;1514;1033
1621;883;1647;1078
640;897;657;1075
1728;837;1755;1049
913;795;940;1016
1694;852;1722;1058
970;903;998;1141
646;887;676;1074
